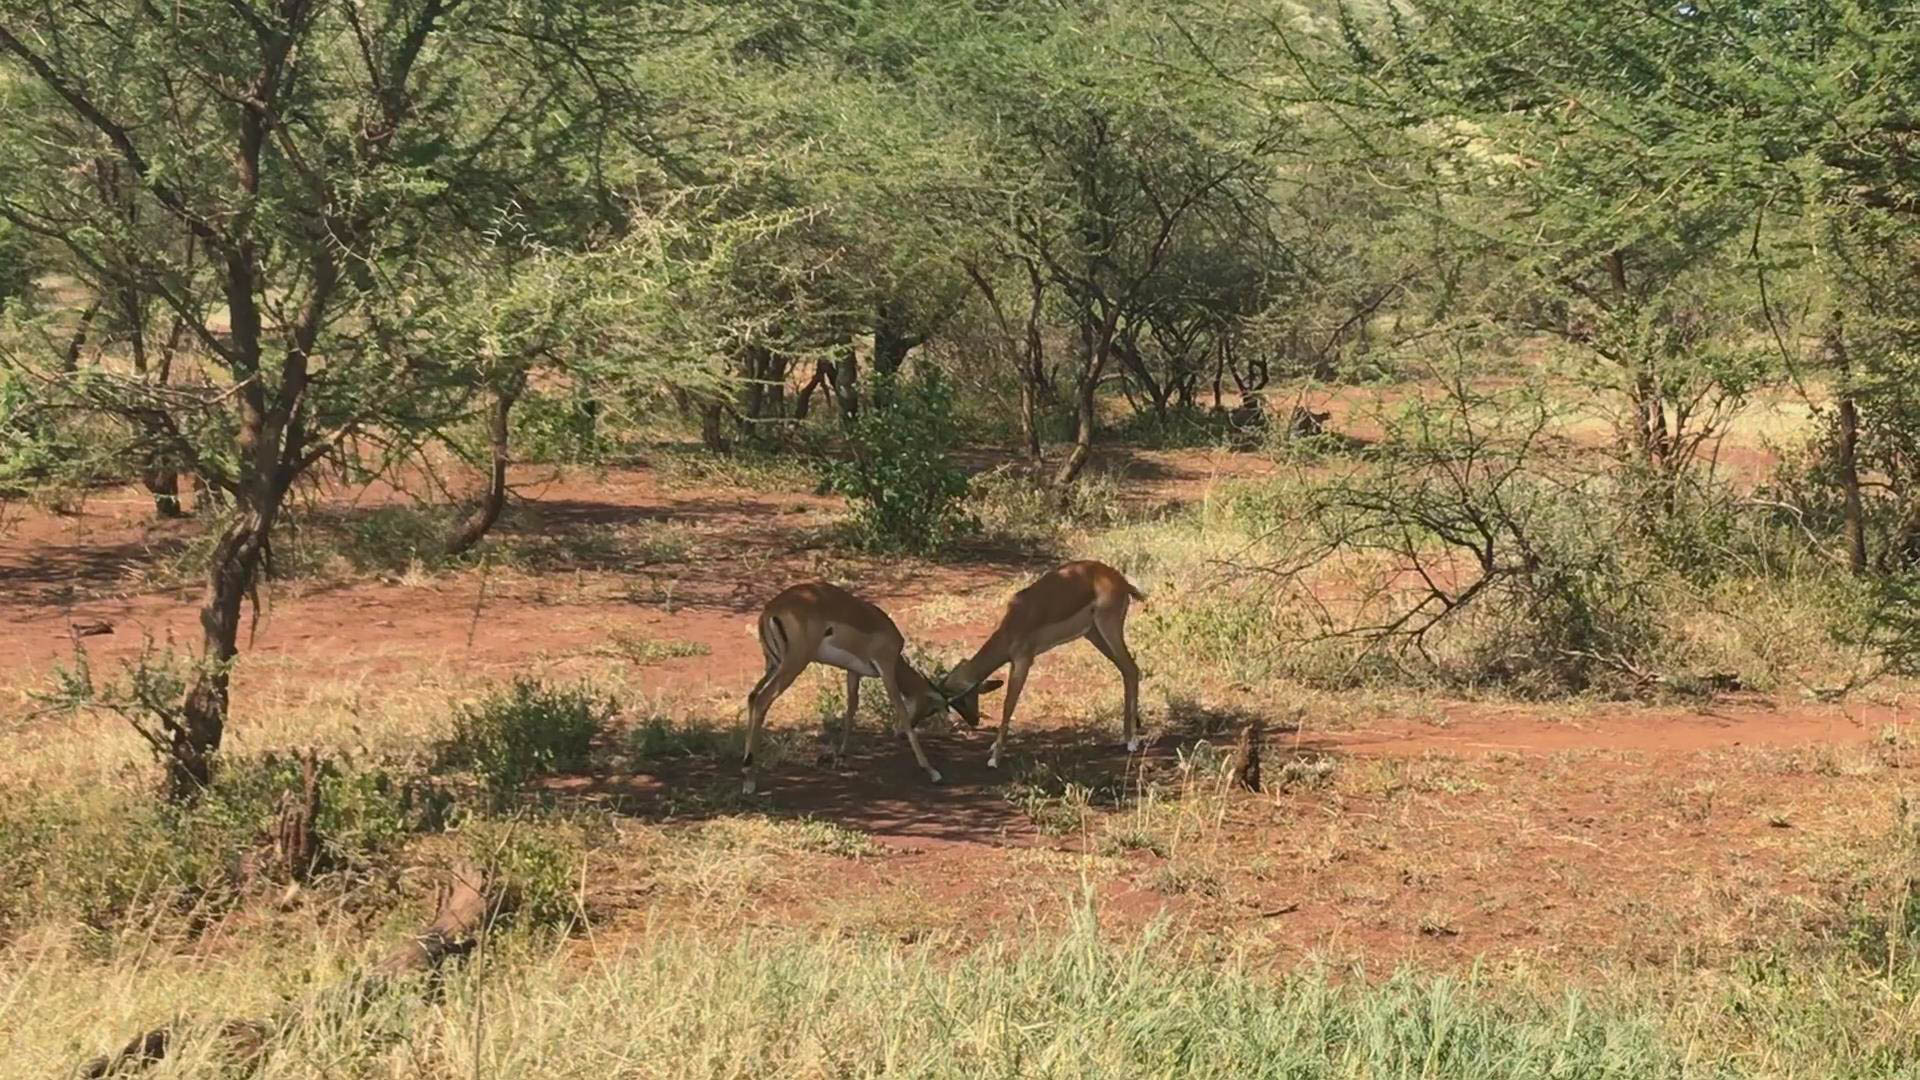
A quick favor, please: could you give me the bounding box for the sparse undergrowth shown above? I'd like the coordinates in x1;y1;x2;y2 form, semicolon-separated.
437;678;615;797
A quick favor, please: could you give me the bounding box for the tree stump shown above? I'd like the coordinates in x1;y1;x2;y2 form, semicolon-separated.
272;750;322;883
1230;717;1263;793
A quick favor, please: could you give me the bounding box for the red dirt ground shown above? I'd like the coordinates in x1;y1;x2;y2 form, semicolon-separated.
1;441;1907;972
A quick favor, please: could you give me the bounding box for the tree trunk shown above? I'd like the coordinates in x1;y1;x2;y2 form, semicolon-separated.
740;346;765;424
63;299;99;373
1211;337;1225;412
734;345;769;445
1019;379;1042;463
1021;264;1049;461
832;343;859;420
1827;313;1868;575
1054;372;1100;486
873;297;921;378
1839;393;1868;574
1115;324;1169;422
120;293;187;518
964;259;1048;462
793;358;830;420
176;509;272;797
144;467;184;518
571;370;598;443
765;351;789;417
445;382;519;557
1053;306;1119;487
699;403;729;452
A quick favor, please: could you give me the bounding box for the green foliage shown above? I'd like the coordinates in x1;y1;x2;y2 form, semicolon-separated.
1199;383;1689;695
0;217;32;305
510;386;615;465
623;714;737;763
461;818;592;934
439;680;613;796
824;369;973;553
0;368;59;493
326;505;460;574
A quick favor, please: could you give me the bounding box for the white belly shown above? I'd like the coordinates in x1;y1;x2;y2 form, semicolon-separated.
1030;608;1095;655
816;641;883;678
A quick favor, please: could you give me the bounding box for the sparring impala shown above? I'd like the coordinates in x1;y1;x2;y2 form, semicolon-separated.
939;560;1146;769
743;582;1002;794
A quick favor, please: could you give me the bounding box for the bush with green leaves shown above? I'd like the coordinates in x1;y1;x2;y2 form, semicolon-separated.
0;369;56;493
971;462;1127;544
439;679;613;795
1231;384;1676;696
460;817;595;933
823;369;973;554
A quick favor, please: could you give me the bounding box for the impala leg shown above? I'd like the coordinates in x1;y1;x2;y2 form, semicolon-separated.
1088;611;1142;752
743;654;808;795
988;656;1032;770
834;670;861;764
879;659;941;784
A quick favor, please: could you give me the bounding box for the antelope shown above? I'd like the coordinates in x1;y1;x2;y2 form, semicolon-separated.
743;582;1002;794
938;560;1146;769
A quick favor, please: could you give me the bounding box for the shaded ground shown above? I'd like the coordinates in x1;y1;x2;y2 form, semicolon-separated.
0;424;1903;975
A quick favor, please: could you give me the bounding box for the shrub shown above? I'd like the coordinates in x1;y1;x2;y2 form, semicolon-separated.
623;713;737;763
1227;384;1676;696
972;462;1127;543
461;817;593;933
0;368;92;496
439;679;613;795
823;369;973;554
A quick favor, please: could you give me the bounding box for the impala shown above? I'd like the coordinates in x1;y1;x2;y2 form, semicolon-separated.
743;582;1002;794
939;560;1146;769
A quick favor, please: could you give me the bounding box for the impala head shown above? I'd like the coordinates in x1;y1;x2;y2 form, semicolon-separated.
932;665;1004;728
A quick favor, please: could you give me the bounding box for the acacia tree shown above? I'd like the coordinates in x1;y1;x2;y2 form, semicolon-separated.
0;0;669;795
1336;0;1920;559
629;0;983;443
1319;0;1775;518
936;3;1286;484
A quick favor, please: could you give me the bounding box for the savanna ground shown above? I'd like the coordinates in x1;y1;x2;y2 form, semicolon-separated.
5;379;1920;1078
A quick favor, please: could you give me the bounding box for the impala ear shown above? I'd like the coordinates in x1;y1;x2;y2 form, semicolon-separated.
977;678;1005;695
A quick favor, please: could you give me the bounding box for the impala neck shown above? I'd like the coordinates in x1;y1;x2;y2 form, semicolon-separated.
895;659;935;699
955;630;1015;689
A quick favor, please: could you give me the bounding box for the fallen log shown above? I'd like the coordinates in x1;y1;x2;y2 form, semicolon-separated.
78;862;512;1078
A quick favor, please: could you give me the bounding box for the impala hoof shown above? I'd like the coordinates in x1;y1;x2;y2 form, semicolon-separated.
926;768;944;784
1126;738;1141;754
986;753;1000;769
741;778;757;795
